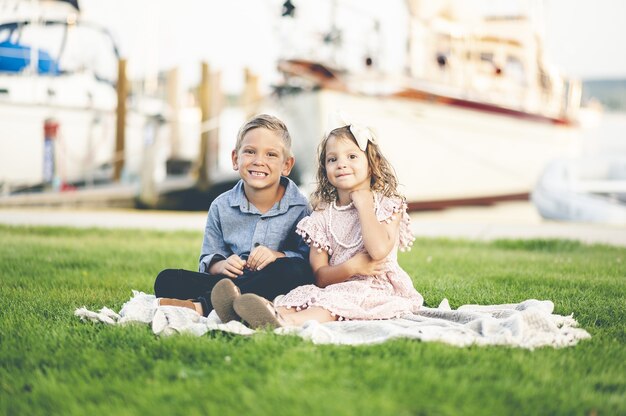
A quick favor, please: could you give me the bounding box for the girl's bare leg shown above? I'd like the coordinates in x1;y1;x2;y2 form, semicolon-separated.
276;306;337;326
277;306;298;315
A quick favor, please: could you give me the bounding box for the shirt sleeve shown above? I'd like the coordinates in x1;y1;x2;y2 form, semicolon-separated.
375;195;415;252
198;202;232;273
280;205;311;260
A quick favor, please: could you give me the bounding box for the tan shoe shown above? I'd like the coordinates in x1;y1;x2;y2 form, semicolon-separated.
233;293;284;329
158;298;197;312
210;278;241;323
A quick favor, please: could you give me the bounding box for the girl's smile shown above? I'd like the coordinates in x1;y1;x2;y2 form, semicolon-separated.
325;136;371;199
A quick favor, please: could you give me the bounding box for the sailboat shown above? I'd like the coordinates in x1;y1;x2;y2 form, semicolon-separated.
0;0;124;189
0;0;190;205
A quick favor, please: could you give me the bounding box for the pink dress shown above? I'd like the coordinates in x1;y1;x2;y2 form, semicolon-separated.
275;194;424;320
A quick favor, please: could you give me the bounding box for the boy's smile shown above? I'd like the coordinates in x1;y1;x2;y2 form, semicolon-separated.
232;127;294;192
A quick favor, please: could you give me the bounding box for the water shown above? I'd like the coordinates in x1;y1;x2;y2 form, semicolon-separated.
583;79;626;112
580;78;626;155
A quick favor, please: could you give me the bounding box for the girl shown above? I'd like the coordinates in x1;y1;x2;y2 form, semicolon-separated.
213;121;424;328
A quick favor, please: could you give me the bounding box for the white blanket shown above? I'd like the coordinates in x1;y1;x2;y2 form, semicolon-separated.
74;290;591;349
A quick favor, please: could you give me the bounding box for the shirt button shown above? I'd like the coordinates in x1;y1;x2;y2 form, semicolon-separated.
254;242;260;247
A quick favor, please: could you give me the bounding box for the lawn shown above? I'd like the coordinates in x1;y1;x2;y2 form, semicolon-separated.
0;224;624;415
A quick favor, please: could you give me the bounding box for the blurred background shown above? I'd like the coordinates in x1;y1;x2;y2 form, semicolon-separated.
1;0;625;226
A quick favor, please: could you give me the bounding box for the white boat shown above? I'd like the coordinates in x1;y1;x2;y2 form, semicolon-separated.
0;0;123;188
532;157;626;225
0;0;246;209
0;0;208;201
268;0;585;208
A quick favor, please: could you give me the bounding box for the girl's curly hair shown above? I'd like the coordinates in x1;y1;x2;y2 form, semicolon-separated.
310;126;403;210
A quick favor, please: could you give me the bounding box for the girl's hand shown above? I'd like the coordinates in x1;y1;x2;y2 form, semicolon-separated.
210;254;246;278
247;245;285;271
349;252;387;277
350;189;374;211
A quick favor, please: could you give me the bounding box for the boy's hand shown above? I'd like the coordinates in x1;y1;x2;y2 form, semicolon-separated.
247;245;285;271
210;255;246;278
348;252;387;277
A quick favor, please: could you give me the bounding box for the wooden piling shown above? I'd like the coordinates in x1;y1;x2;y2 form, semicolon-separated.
243;67;260;118
113;58;128;182
196;62;221;191
166;67;180;158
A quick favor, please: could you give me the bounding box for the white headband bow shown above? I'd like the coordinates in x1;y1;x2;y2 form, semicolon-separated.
327;111;376;151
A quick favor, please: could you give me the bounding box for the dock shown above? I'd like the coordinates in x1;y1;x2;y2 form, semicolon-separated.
1;201;624;247
0;184;138;209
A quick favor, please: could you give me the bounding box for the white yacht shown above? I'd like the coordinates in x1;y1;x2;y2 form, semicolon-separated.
269;0;585;208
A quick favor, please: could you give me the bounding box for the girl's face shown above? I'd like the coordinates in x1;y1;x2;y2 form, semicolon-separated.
324;135;371;194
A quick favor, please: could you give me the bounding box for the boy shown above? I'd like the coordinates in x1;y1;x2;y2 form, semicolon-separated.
154;114;314;319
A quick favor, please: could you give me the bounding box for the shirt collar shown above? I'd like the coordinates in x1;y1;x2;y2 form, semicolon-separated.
229;176;307;215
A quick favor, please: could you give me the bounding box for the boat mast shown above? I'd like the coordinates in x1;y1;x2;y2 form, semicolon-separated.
29;0;39;74
327;0;340;66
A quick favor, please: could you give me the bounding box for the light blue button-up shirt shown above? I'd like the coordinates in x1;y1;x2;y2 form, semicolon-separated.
198;176;310;273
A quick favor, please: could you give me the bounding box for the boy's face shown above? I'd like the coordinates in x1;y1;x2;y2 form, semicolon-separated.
231;128;295;191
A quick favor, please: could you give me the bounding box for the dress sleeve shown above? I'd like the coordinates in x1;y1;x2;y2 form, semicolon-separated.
375;194;415;251
295;209;333;254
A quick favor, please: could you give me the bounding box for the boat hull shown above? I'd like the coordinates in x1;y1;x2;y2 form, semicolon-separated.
0;72;195;190
272;90;582;206
0;101;155;188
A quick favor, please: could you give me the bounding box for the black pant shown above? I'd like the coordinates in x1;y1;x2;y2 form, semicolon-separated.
153;257;314;316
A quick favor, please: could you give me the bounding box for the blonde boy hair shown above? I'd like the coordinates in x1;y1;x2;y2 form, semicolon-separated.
235;114;293;158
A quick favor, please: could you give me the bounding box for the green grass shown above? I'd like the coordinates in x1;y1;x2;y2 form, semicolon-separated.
1;224;625;415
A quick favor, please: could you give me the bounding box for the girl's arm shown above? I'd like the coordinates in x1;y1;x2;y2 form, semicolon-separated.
351;190;401;260
310;248;387;288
